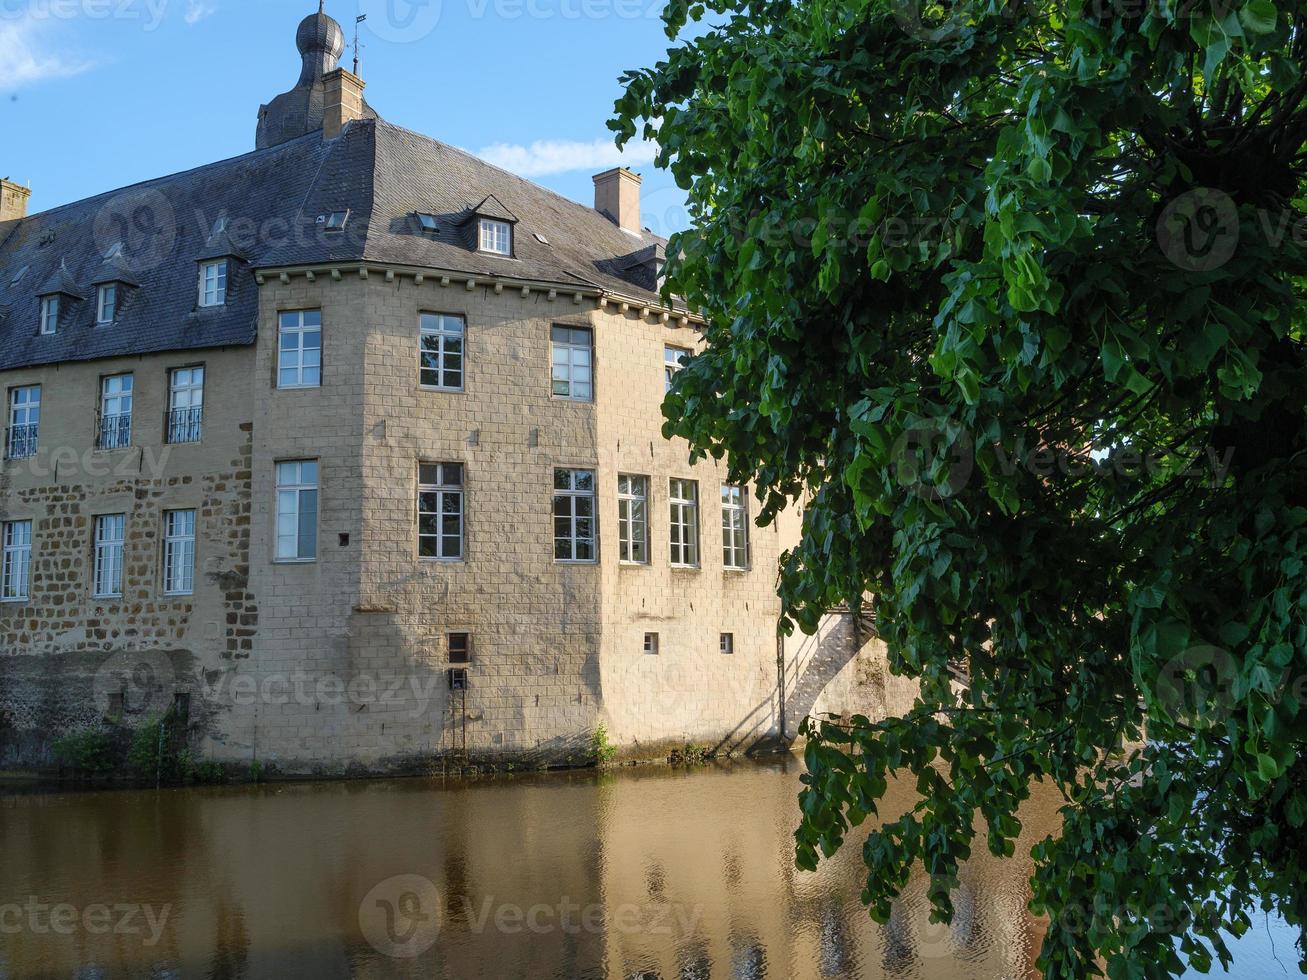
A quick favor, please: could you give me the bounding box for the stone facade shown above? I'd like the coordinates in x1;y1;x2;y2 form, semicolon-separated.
0;267;906;775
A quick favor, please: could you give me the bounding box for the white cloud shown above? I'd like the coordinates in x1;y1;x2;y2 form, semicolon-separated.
0;18;94;92
474;137;659;178
184;1;218;24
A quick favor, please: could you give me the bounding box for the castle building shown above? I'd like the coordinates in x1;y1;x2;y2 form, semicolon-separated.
0;8;893;775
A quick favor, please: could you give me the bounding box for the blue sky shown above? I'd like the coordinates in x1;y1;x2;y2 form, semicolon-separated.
0;0;690;235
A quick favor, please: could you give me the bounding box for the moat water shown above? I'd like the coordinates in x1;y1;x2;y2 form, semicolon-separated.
0;759;1294;979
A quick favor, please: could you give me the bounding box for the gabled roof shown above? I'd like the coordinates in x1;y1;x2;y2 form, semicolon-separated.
91;250;141;288
0;118;667;373
463;194;519;224
36;260;84;300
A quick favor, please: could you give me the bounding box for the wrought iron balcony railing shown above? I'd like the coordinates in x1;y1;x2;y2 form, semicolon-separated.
4;423;38;461
166;406;203;445
96;412;132;451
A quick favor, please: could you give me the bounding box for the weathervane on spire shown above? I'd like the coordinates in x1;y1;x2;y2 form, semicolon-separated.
353;14;367;76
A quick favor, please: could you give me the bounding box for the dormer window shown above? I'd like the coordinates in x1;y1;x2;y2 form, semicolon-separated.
39;296;59;335
199;260;227;307
416;213;439;234
96;284;118;325
479;219;512;256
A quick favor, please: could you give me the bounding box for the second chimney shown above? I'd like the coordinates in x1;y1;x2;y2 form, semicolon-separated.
1;179;32;224
593;168;642;234
323;68;366;140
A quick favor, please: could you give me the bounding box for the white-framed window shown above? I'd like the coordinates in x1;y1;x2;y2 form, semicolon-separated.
554;468;597;562
97;374;133;451
163;509;196;596
278;310;322;388
167;366;204;444
551;326;593;401
419;314;465;390
1;520;32;602
665;346;689;393
478;218;512;256
644;632;660;655
617;474;649;564
722;485;751;570
275;461;318;562
96;284;118;325
418;462;464;560
6;385;40;461
199;261;227;307
39;296;59;335
669;478;700;568
93;514;126;599
720;633;735;655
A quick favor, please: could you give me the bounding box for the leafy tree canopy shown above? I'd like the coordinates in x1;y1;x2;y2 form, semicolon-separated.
615;0;1307;974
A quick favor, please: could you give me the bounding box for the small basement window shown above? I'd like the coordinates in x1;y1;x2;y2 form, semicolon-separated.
643;633;660;656
478;218;512;256
449;632;471;664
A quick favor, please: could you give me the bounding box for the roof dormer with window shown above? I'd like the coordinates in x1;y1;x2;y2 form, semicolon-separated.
457;195;518;258
34;260;83;336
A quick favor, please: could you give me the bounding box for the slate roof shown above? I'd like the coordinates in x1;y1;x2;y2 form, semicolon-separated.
0;118;667;374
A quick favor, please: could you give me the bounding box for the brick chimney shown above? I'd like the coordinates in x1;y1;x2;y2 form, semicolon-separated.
593;168;642;234
323;67;366;139
1;179;32;223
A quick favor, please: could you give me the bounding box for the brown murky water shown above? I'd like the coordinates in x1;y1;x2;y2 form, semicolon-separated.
0;760;1288;978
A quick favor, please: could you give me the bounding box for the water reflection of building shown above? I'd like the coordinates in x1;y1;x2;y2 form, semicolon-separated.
0;764;1057;979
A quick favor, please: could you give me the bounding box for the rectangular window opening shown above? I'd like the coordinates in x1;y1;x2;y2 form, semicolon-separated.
554;468;597;562
644;632;660;656
551;325;593;402
722;485;751;570
163;509;196;596
278;310;323;389
449;632;471;664
275;460;319;562
669;478;700;568
93;514;126;599
199;261;227;307
418;462;464;561
419;314;466;391
6;386;40;461
97;374;133;451
617;474;650;565
167;366;204;444
1;520;33;602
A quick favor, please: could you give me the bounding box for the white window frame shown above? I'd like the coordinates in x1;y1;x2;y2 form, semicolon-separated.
665;346;689;393
617;474;649;565
2;520;32;602
722;485;751;570
278;310;323;389
478;218;512;256
167;366;205;444
96;283;118;325
199;261;227;307
6;385;40;461
98;373;134;451
669;478;700;568
163;510;196;596
275;460;319;562
419;314;466;391
418;462;464;561
93;514;126;599
39;296;59;335
551;326;594;402
554;468;597;563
